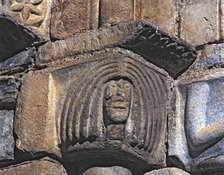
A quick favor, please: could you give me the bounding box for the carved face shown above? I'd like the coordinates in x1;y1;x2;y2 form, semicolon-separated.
104;79;132;123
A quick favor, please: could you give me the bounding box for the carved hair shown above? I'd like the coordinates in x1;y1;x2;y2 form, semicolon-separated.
61;55;168;153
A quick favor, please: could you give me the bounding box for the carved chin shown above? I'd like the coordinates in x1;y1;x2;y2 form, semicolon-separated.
106;107;129;123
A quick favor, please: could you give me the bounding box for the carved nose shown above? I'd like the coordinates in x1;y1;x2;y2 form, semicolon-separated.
117;87;125;97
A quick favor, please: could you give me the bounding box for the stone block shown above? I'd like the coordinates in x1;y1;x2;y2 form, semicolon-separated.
82;166;132;175
144;168;190;175
193;44;224;70
15;71;60;156
17;48;171;173
140;0;177;36
0;18;37;62
51;0;99;39
221;0;224;39
37;21;139;64
3;0;52;40
0;48;35;74
169;67;224;173
0;157;67;175
179;0;219;46
0;110;14;160
0;76;19;110
100;0;133;26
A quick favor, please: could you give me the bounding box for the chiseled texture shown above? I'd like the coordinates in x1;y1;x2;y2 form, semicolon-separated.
0;110;14;160
82;166;132;175
0;157;68;175
144;168;190;175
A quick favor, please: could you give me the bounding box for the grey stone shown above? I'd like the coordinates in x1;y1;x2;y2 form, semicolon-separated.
193;44;224;70
169;67;224;173
82;166;132;175
144;168;190;175
0;77;19;110
119;22;197;78
0;48;35;74
0;18;37;62
0;110;14;160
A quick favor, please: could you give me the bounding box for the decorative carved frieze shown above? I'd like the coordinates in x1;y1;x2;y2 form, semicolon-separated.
15;48;171;173
2;0;52;40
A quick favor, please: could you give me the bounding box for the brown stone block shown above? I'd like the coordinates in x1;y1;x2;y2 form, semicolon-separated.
221;0;224;39
140;0;177;36
15;71;60;156
0;157;67;175
100;0;134;26
51;0;99;39
4;0;52;40
180;0;219;46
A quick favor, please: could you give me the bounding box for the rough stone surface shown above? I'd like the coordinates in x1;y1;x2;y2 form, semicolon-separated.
193;44;224;70
100;0;133;26
15;71;60;156
0;18;37;62
144;168;190;175
120;22;197;78
179;0;219;46
82;166;132;175
169;57;224;173
0;77;19;110
0;157;67;175
140;0;177;36
51;0;99;39
0;48;35;75
3;0;52;40
38;21;139;64
38;21;197;78
0;110;14;160
221;0;224;39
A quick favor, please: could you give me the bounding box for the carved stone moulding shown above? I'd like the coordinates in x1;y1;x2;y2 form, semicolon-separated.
38;21;197;79
0;0;52;40
15;48;172;173
169;67;224;173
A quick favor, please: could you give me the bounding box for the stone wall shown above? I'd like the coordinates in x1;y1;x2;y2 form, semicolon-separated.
0;0;223;175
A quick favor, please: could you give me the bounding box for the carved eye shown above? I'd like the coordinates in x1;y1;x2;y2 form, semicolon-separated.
124;83;130;89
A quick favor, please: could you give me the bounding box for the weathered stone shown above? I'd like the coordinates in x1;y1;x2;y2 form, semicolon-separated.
3;0;52;40
0;18;37;62
82;166;132;175
51;0;99;39
100;0;133;26
0;157;67;175
0;110;14;160
38;21;139;64
0;48;35;74
15;71;60;156
193;44;224;70
0;77;19;110
169;63;224;173
38;21;196;78
140;0;177;36
179;0;219;46
220;0;224;39
120;22;197;78
16;48;171;173
144;168;190;175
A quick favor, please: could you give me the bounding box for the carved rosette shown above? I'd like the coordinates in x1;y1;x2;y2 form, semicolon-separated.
10;0;45;27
